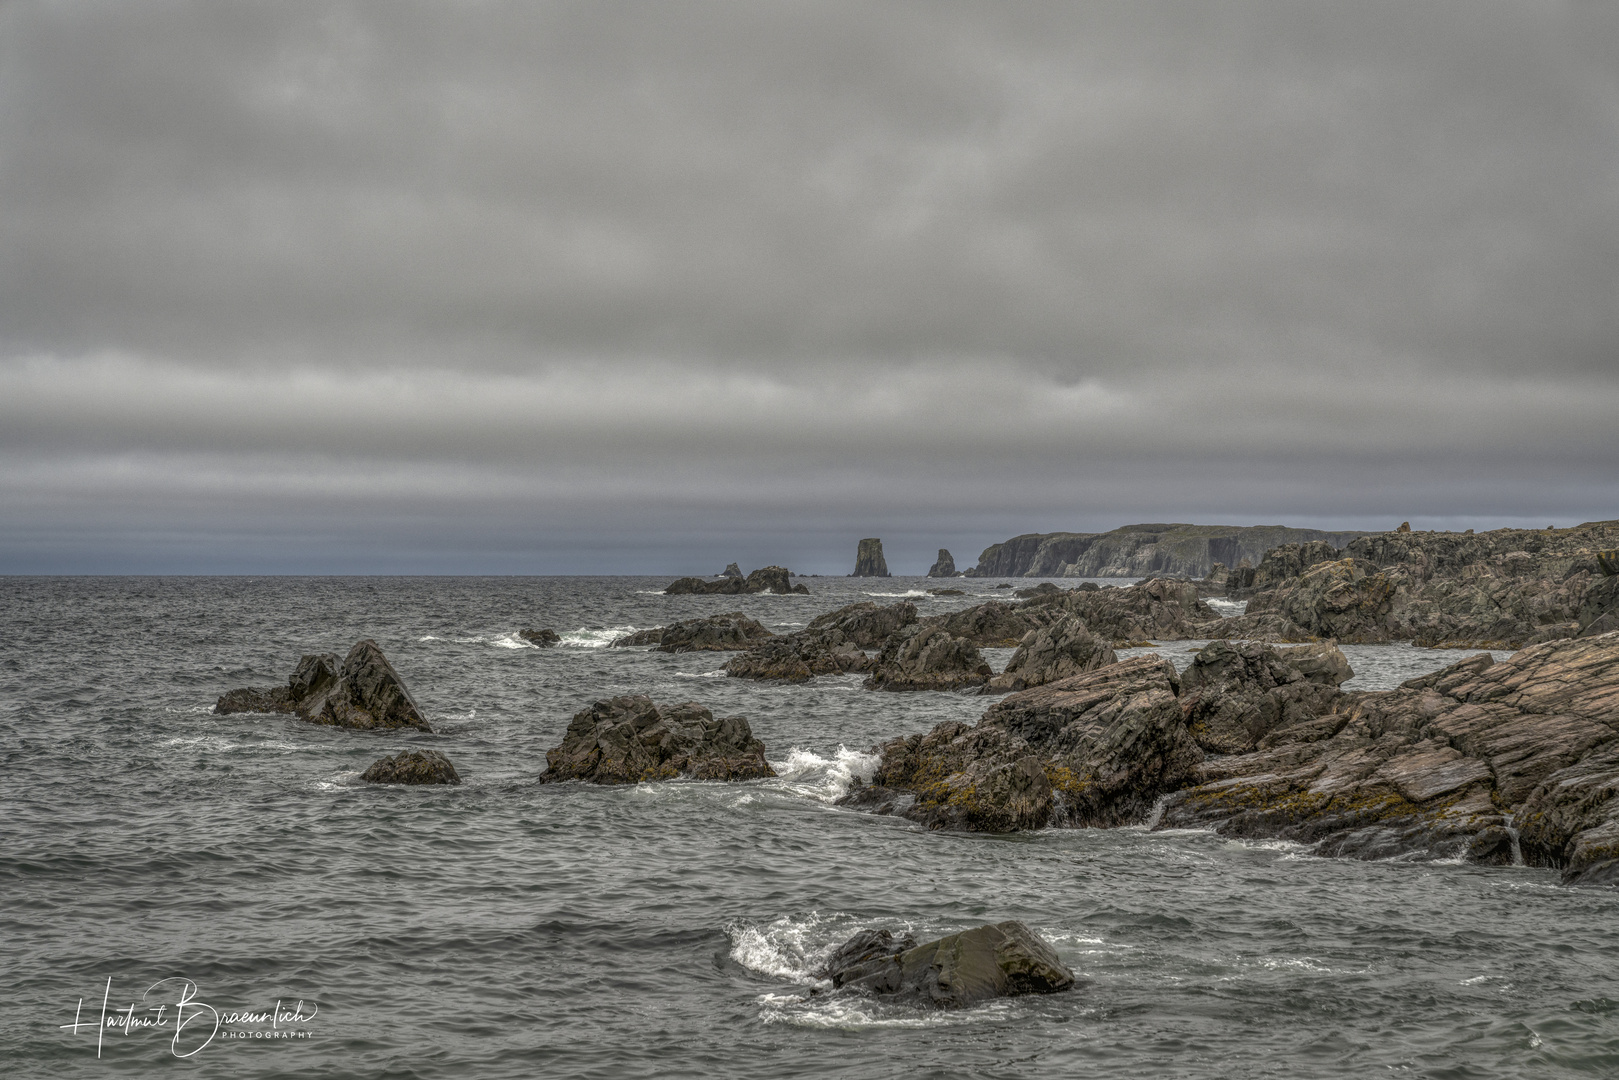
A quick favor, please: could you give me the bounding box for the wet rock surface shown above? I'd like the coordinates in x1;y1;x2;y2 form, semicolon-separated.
216;640;432;732
806;600;918;647
519;628;560;647
862;624;992;692
361;749;461;785
541;696;775;783
722;630;871;682
610;612;774;652
820;921;1075;1009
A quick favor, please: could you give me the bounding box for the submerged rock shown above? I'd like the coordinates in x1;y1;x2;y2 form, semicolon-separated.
215;640;432;733
852;538;890;578
927;549;957;577
519;628;560;647
541;696;775;783
983;615;1117;694
863;624;991;692
610;612;774;652
821;921;1074;1009
927;588;965;596
361;749;461;785
814;928;916;980
664;566;810;595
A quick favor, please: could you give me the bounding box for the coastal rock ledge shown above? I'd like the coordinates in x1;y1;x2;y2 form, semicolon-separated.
215;640;432;732
541;696;775;783
840;632;1619;887
816;921;1075;1010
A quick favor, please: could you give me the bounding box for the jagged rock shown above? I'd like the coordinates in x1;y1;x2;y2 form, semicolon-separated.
361;749;461;785
984;616;1117;694
1247;541;1343;594
1158;634;1619;880
1242;558;1395;643
540;696;775;783
215;641;432;732
1013;583;1062;599
519;628;560;647
1177;640;1350;754
664;566;810;595
852;538;890;578
807;601;918;647
721;562;743;579
920;600;1050;646
822;921;1074;1009
1579;576;1619;638
927;549;957;577
1191;610;1317;642
1023;577;1216;645
723;630;870;682
863;625;991;692
1397;521;1411;532
610;612;774;652
814;929;917;980
846;655;1198;830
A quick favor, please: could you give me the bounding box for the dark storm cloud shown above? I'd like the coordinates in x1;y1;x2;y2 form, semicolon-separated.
0;1;1615;571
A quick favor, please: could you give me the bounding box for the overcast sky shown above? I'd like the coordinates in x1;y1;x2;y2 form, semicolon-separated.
2;1;1615;574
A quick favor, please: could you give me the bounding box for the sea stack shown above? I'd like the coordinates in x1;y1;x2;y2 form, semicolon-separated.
927;549;957;577
852;538;890;577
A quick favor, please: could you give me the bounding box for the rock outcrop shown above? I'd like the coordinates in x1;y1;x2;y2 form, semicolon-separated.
983;615;1117;694
1022;577;1216;644
920;600;1049;647
721;562;743;579
1177;640;1350;754
862;625;992;692
541;696;775;783
215;640;432;732
361;749;461;785
927;549;957;577
610;612;774;652
1240;557;1396;643
818;921;1074;1009
806;600;918;647
851;538;890;578
664;566;810;595
519;628;560;647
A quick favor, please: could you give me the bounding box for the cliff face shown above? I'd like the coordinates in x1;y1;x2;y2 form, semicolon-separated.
852;538;890;577
964;524;1367;579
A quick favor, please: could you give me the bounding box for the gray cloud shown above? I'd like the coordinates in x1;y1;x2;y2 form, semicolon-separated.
1;1;1615;572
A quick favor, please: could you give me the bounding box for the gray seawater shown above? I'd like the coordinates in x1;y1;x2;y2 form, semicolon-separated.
4;576;1617;1079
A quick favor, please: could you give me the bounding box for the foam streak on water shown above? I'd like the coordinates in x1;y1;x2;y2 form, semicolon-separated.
2;575;1615;1079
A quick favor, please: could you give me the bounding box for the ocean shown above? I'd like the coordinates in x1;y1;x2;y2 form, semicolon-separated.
4;575;1617;1078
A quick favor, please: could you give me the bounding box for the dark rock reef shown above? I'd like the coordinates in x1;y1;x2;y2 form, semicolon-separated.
519;628;560;647
818;921;1074;1010
664;566;809;595
216;640;432;732
722;601;916;682
851;538;890;578
807;600;918;646
361;749;461;785
862;624;992;692
541;696;775;783
610;612;774;652
927;549;957;577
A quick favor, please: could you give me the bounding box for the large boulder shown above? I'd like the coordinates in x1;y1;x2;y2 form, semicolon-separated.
664;566;809;595
1177;640;1350;754
1243;558;1396;643
927;549;957;578
519;628;560;647
851;538;890;578
361;749;461;785
723;629;871;682
541;696;775;783
983;615;1117;693
919;600;1051;647
610;612;774;652
215;640;432;732
806;600;918;647
862;625;991;692
845;655;1199;830
823;921;1075;1009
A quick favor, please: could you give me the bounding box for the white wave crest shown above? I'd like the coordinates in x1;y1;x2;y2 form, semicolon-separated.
559;626;641;648
490;633;535;650
863;590;931;598
758;992;999;1029
1203;597;1248;617
674;669;728;679
766;745;879;803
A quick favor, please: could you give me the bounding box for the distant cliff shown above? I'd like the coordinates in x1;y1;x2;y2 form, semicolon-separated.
964;523;1368;579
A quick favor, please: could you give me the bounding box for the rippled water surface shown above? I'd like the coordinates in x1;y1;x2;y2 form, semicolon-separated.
3;576;1616;1078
